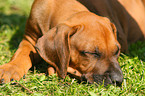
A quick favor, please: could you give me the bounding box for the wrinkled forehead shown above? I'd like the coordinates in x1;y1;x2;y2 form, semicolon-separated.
71;23;118;52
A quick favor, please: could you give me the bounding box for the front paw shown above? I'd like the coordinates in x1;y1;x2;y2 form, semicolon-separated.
0;64;25;83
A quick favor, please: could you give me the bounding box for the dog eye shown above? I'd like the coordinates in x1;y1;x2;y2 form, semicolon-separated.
92;52;101;58
80;51;88;56
81;51;101;58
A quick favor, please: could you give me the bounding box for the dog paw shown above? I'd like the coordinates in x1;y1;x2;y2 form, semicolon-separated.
0;64;25;83
47;65;56;76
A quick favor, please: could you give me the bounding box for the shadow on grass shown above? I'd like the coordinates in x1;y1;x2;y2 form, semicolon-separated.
127;41;145;62
0;13;26;50
0;13;48;73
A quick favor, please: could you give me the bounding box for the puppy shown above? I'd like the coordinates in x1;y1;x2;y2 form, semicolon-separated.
0;0;123;86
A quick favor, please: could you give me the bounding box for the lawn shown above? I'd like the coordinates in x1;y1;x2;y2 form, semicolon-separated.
0;0;145;95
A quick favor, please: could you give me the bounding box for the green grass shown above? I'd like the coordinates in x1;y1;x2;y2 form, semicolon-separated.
0;0;145;95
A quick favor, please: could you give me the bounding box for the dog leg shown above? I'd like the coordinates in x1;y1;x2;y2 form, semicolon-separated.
67;67;82;79
47;65;57;76
0;38;40;83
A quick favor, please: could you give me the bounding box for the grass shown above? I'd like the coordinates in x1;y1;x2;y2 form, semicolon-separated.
0;0;145;95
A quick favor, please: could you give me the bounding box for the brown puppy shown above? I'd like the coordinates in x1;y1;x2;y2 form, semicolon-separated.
0;0;123;86
78;0;145;53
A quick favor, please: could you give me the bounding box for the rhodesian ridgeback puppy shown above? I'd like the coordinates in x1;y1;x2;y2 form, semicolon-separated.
78;0;145;53
0;0;123;86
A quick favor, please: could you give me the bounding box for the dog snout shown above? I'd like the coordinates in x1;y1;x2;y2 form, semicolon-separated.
110;71;123;86
109;63;123;86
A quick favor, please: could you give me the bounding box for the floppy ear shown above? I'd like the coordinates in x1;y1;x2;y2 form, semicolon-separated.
111;23;117;39
35;24;75;78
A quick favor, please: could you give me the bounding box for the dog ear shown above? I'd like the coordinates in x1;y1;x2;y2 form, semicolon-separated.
111;23;117;39
35;24;76;78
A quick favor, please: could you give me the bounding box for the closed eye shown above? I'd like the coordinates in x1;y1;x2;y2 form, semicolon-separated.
81;51;101;58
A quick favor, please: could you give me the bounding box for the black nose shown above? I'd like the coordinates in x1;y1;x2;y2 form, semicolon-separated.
109;68;123;86
110;74;123;86
108;61;123;86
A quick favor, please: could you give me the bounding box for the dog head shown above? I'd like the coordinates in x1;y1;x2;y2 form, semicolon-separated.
35;12;123;86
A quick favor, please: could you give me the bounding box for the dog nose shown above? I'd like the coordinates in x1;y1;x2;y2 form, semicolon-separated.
107;61;123;86
109;65;123;86
110;72;123;86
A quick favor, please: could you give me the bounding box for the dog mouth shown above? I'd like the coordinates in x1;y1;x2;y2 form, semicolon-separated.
81;73;122;86
92;73;112;86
